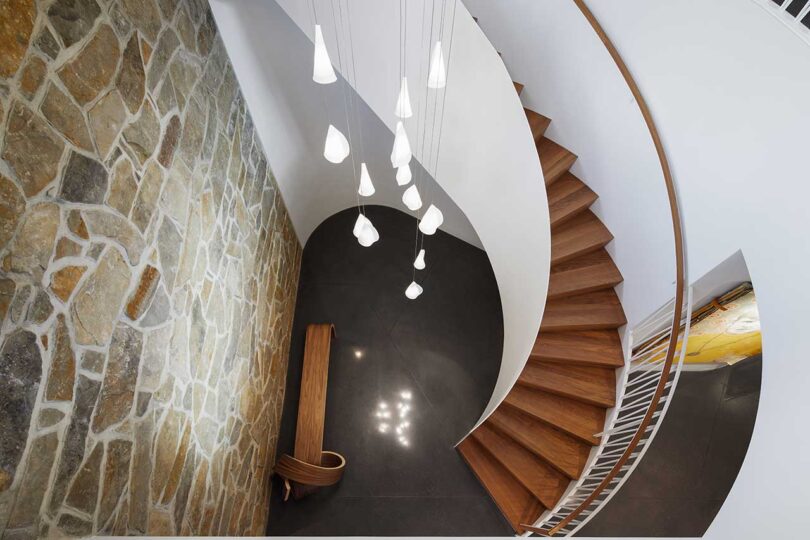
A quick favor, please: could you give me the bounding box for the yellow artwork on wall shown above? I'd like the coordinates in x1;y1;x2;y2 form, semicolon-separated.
683;287;761;365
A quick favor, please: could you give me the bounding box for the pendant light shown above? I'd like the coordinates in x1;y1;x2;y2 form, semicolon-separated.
396;164;412;186
358;163;375;197
405;281;423;300
418;204;444;235
413;249;426;270
352;213;366;237
324;125;350;164
390;121;412;168
427;41;446;89
352;213;379;247
313;25;337;84
402;185;422;211
358;221;380;247
395;77;413;118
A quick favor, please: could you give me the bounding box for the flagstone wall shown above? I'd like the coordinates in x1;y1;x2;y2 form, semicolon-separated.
0;0;302;536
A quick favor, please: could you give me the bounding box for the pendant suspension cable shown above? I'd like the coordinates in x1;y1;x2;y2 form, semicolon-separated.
406;0;428;281
410;0;439;281
425;0;448;177
310;0;318;25
341;0;368;213
416;2;439;215
310;0;334;146
414;0;438;200
419;0;457;255
432;0;458;176
424;0;457;210
400;0;404;84
329;0;361;214
418;0;447;255
403;0;407;103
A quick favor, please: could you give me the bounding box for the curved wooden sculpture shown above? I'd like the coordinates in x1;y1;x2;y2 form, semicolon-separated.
274;323;345;500
275;451;346;500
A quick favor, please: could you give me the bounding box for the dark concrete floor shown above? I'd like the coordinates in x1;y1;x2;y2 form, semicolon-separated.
579;355;762;537
266;205;512;536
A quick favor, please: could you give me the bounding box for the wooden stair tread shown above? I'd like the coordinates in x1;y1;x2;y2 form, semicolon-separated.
531;330;624;368
548;172;598;228
537;137;577;185
505;386;605;445
472;423;569;509
457;95;630;527
548;249;623;299
519;361;616;407
551;210;613;266
525;109;551;141
488;407;590;479
541;289;627;332
458;437;544;533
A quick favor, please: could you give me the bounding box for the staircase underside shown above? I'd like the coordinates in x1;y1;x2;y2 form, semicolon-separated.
458;81;626;534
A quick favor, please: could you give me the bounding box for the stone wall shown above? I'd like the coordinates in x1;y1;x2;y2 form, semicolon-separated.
0;0;302;536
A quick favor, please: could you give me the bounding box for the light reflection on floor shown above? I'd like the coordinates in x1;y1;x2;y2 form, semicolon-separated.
374;390;413;447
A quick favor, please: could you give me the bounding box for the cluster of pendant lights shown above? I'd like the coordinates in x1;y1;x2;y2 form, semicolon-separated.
312;1;449;300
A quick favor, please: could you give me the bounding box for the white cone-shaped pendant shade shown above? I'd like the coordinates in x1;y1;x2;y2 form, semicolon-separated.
396;164;412;186
358;220;379;247
358;163;375;197
402;185;422;211
390;121;412;168
352;214;380;247
352;213;379;247
405;281;423;300
419;204;444;235
395;77;413;118
352;213;366;238
313;25;337;84
427;41;446;89
324;125;350;163
413;249;426;270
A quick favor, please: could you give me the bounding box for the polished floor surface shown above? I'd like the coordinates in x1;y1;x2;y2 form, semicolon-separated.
266;206;512;536
580;355;762;537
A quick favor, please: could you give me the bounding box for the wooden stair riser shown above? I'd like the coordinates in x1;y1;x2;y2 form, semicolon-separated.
518;361;616;408
458;437;544;533
548;249;623;300
530;330;624;368
459;75;628;535
488;407;590;480
551;211;613;266
505;386;605;446
541;290;627;332
537;137;577;185
548;172;599;229
472;423;569;509
526;109;552;141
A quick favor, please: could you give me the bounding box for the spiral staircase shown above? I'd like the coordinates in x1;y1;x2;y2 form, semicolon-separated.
458;82;627;534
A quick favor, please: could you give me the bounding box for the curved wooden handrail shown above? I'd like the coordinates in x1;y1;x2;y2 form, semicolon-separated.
275;450;347;501
522;0;686;535
275;450;347;486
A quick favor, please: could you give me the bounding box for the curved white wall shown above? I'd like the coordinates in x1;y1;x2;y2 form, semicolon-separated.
464;0;678;329
209;0;480;247
211;0;550;428
589;2;810;537
466;0;810;537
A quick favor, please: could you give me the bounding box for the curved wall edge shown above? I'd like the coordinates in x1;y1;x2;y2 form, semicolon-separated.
465;0;810;536
587;1;810;537
464;0;677;330
213;0;550;433
209;0;482;249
